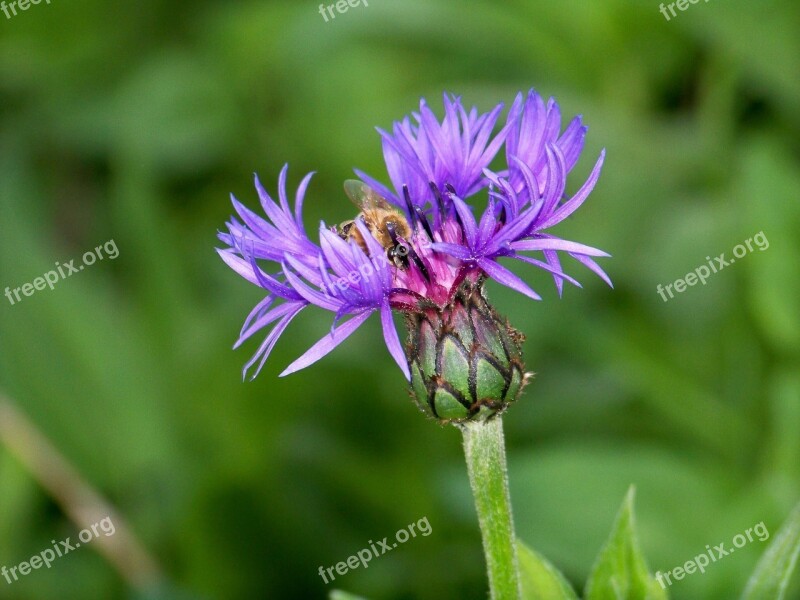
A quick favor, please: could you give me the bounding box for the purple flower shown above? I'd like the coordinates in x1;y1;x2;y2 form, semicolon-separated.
218;90;610;381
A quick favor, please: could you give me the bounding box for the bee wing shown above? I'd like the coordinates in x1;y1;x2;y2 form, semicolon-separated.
343;179;394;212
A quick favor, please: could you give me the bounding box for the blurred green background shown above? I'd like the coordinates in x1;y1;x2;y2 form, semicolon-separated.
1;0;799;598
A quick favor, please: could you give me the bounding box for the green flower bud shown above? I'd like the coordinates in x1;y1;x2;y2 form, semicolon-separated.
404;281;531;423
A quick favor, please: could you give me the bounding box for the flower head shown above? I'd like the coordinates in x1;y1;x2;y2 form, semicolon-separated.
218;89;610;419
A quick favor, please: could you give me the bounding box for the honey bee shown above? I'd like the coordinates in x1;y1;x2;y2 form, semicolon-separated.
336;180;412;267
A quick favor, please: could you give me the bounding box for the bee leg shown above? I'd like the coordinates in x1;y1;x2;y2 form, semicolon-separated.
336;222;353;241
387;246;409;269
385;221;430;279
385;222;410;269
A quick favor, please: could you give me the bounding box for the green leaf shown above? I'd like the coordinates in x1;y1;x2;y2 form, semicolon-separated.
741;501;800;600
584;486;668;600
517;538;578;599
329;591;369;600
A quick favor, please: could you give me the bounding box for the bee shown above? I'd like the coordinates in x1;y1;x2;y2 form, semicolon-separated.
336;180;412;268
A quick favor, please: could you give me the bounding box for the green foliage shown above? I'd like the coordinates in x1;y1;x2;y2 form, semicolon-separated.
584;488;667;600
518;539;579;600
520;491;800;600
742;501;800;600
330;591;370;600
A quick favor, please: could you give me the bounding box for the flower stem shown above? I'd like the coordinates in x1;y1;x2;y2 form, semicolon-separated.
461;416;521;600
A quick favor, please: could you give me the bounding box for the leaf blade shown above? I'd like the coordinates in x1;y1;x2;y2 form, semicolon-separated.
517;538;578;600
584;486;668;600
329;591;370;600
741;501;800;600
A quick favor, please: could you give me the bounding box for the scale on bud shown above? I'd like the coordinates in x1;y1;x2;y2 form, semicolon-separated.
404;280;532;423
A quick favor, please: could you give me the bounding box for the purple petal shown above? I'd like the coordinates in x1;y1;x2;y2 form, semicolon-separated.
511;238;610;257
276;164;292;217
283;252;325;288
472;103;507;167
429;242;472;260
557;116;587;172
250;253;302;299
510;155;542;207
538;149;605;230
217;248;259;285
231;195;277;241
283;261;342;311
254;174;295;235
512;91;547;169
543;249;566;297
483;201;542;255
319;227;358;275
569;252;613;287
504;92;524;157
477;201;499;248
239;294;274;338
242;302;304;381
353;220;392;295
483;169;520;219
236;301;304;349
294;170;315;233
543;97;562;148
513;252;583;294
280;310;374;376
478;258;541;301
381;300;410;380
540;144;566;218
450;194;478;248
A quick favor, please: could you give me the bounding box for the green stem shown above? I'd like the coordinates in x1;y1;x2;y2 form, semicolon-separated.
461;416;521;600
